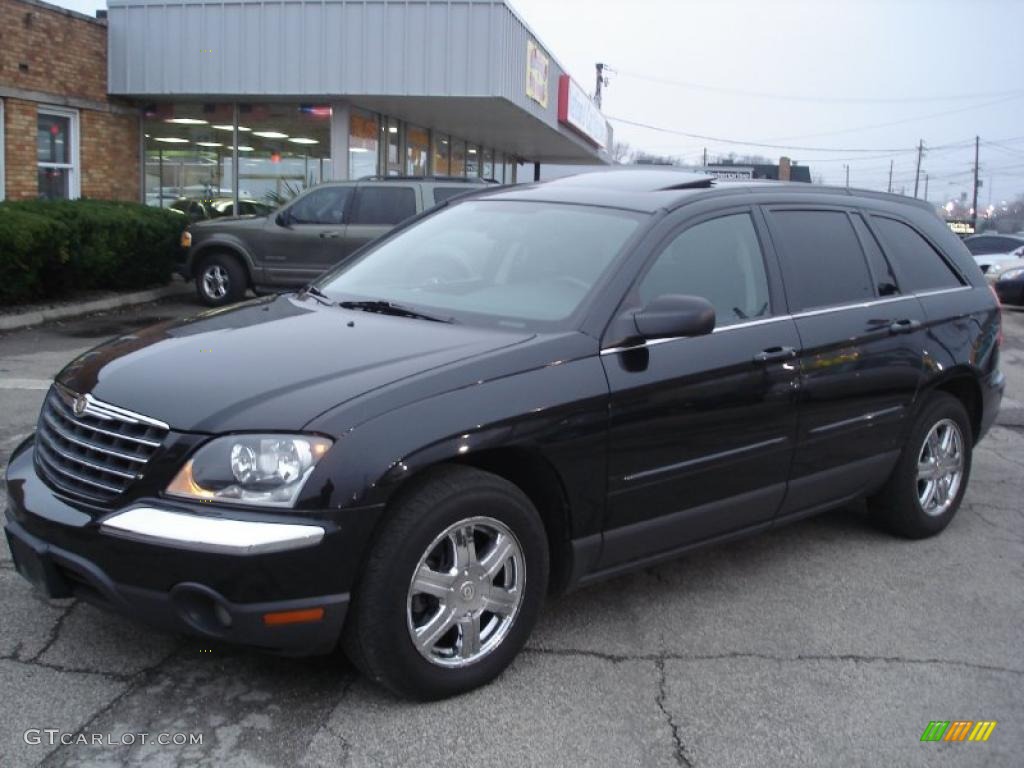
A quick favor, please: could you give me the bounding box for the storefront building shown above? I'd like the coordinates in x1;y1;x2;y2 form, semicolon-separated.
1;0;611;205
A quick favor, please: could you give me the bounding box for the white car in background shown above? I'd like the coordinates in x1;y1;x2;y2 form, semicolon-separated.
962;233;1024;274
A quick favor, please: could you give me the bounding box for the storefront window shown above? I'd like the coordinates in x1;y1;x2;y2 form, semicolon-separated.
37;107;79;199
482;148;495;180
433;133;450;175
450;139;466;177
349;110;379;180
406;125;429;176
466;144;480;177
239;102;332;206
143;103;233;209
385;116;402;176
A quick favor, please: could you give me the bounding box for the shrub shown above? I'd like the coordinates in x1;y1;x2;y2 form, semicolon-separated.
0;199;185;305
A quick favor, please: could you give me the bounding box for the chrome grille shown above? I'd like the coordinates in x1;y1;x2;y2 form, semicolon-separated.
34;384;169;503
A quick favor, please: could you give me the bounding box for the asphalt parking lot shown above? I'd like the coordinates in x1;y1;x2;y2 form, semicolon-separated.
1;296;1022;767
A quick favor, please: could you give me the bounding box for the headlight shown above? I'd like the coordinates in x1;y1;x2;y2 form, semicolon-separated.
166;434;332;507
998;268;1024;282
180;230;192;248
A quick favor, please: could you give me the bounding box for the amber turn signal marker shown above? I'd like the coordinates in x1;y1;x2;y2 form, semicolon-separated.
262;607;325;626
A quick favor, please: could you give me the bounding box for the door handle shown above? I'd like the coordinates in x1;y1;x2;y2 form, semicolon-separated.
753;346;796;364
889;318;921;335
319;231;342;239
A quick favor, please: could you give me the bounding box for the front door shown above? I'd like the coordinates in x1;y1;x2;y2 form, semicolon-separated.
599;210;800;571
762;206;926;518
262;185;352;286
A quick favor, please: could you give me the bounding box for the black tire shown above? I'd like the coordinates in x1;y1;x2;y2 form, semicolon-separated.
869;392;973;539
342;465;549;700
196;251;248;307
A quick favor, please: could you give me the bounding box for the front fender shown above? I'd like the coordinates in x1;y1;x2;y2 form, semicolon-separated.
304;356;611;538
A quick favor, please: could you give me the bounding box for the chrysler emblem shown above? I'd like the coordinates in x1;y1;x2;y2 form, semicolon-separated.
73;395;88;417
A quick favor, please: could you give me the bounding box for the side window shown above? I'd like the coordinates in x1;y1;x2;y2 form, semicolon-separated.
289;187;350;225
964;237;997;255
871;217;963;292
637;213;771;327
851;214;899;295
768;209;874;311
350;187;417;226
433;186;473;205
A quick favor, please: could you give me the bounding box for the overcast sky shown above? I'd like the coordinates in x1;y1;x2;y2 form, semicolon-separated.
51;0;1024;206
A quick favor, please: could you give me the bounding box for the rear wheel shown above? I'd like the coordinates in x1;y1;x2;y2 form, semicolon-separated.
869;392;972;538
343;466;548;700
196;252;247;307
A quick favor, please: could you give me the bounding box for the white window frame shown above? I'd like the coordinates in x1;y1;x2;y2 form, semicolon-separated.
37;105;80;199
0;99;6;201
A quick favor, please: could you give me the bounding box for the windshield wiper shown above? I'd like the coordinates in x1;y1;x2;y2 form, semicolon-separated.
337;300;454;323
298;284;334;306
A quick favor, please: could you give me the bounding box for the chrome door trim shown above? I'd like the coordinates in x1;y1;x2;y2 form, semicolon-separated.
808;405;905;435
623;436;788;483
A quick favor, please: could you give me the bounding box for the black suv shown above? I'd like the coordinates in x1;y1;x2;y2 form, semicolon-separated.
179;177;492;307
5;170;1004;700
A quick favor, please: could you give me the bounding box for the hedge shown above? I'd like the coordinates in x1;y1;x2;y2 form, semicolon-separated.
0;199;185;306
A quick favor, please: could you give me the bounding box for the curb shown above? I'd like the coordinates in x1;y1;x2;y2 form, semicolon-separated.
0;281;192;333
996;397;1024;428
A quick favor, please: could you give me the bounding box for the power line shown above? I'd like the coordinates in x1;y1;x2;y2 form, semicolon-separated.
614;70;1024;105
605;115;913;153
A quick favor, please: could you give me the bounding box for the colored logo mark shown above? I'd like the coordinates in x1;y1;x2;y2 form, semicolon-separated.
920;721;997;742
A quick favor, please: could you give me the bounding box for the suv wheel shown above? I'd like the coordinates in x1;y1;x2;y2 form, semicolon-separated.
869;392;973;538
343;466;549;700
197;252;247;307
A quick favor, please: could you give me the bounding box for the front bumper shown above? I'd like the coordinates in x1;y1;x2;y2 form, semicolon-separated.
3;439;366;656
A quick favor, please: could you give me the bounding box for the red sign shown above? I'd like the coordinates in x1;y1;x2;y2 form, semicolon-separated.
557;75;606;148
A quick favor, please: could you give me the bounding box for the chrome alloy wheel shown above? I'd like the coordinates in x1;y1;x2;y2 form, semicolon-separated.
406;516;525;668
916;418;965;517
202;264;229;300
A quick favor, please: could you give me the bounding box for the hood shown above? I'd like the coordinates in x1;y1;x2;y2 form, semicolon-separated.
56;295;533;433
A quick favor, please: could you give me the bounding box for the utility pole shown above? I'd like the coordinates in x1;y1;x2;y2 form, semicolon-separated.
844;164;850;188
887;160;893;193
923;173;929;201
971;135;980;231
913;139;924;198
595;63;613;108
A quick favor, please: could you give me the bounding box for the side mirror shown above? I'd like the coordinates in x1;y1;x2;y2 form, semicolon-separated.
276;210;292;228
633;294;715;339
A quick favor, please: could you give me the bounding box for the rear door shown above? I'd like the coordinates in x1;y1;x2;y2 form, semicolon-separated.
599;207;801;570
261;185;352;285
763;206;927;519
340;184;420;261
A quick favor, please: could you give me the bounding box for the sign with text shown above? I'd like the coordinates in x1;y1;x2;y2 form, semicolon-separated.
526;40;549;108
557;75;606;148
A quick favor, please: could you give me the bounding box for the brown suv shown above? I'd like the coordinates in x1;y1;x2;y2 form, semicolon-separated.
178;177;493;306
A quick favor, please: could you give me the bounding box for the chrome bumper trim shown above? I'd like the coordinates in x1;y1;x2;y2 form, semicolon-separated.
100;507;325;555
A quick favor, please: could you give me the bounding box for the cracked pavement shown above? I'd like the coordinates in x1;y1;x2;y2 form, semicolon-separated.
1;298;1022;767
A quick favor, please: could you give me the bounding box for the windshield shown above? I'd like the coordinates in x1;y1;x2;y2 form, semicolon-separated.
316;200;645;328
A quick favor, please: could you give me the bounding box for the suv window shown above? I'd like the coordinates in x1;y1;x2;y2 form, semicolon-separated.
851;214;899;295
433;187;474;205
871;217;962;292
350;187;417;225
637;213;771;327
768;209;874;312
965;235;1022;255
289;186;350;225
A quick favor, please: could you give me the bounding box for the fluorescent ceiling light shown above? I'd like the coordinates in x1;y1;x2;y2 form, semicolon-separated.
213;125;252;132
289;137;319;145
468;149;477;154
165;118;208;125
229;146;255;152
195;141;223;147
253;131;289;139
348;147;370;153
388;126;398;133
154;137;189;143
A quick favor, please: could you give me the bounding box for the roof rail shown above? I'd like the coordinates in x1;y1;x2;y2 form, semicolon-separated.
356;175;494;184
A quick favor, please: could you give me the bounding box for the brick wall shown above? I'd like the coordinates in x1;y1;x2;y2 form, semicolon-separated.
0;0;139;201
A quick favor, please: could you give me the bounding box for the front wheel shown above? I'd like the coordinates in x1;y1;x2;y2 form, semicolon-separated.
196;252;247;307
869;392;973;539
343;466;549;700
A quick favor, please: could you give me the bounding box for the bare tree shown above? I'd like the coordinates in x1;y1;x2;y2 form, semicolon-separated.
610;141;632;164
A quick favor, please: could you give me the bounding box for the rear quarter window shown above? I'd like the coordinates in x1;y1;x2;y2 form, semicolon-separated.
870;217;963;292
